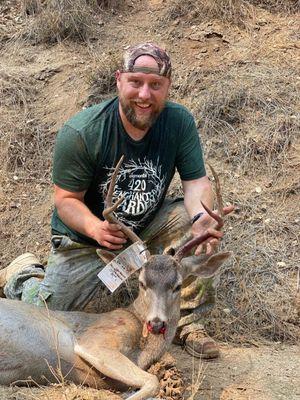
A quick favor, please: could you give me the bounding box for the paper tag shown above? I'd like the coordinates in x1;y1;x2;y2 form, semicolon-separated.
97;242;149;293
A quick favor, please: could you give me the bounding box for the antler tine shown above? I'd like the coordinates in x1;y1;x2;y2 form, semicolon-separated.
103;156;142;244
207;163;224;217
174;165;225;262
174;208;222;262
105;155;124;208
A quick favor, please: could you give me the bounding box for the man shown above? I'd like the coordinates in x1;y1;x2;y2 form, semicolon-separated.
2;43;233;358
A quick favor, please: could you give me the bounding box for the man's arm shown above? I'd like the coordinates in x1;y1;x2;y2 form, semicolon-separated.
182;176;213;217
54;185;126;250
182;177;234;255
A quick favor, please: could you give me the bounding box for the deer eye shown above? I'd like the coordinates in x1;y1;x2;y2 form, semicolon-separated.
139;281;146;290
173;284;181;293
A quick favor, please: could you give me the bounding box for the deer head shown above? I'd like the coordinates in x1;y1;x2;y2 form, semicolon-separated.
136;251;231;337
99;157;231;339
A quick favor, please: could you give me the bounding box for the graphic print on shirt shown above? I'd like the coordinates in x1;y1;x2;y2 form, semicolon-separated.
100;158;166;229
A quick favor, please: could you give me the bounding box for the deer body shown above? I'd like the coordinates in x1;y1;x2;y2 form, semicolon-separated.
0;297;159;387
0;253;230;399
0;159;231;399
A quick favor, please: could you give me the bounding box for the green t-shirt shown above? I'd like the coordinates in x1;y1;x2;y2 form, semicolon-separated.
52;97;206;245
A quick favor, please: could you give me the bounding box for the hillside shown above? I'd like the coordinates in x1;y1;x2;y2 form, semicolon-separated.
0;0;299;399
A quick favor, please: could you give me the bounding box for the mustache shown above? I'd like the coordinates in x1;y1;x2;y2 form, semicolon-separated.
131;100;154;105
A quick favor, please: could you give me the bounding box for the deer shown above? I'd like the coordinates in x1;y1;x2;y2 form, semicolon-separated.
0;157;232;400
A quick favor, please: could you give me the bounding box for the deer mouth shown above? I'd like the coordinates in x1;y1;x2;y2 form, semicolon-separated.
146;321;166;335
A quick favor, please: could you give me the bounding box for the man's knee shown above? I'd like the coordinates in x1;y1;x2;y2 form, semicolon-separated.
141;198;191;254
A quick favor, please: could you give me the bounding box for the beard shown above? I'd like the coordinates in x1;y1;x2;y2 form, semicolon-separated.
119;96;164;130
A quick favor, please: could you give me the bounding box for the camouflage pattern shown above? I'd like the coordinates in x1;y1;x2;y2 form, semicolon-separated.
122;43;172;78
3;199;215;328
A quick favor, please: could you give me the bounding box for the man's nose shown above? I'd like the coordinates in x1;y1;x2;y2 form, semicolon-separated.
138;84;151;100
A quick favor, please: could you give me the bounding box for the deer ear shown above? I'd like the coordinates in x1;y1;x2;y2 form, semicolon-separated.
180;251;232;280
96;249;117;264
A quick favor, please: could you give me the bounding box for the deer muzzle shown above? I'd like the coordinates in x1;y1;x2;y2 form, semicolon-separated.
147;318;166;335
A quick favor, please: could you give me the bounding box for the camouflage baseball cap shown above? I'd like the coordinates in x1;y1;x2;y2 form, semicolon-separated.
122;43;172;78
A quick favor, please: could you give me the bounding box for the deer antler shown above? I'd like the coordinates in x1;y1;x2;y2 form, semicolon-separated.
174;164;225;261
102;155;142;243
207;163;224;217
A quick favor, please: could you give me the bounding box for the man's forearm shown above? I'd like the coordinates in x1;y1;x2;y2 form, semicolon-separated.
182;176;214;220
56;198;102;240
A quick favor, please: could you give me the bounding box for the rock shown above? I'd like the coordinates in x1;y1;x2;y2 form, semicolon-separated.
277;262;287;267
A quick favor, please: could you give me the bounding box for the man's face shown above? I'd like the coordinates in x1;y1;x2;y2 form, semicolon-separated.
116;55;171;131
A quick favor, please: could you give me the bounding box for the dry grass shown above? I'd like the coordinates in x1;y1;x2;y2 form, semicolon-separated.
162;0;256;28
0;69;53;181
0;382;121;399
19;0;115;44
0;67;54;268
163;0;299;26
85;54;120;107
7;120;53;181
248;0;300;13
205;202;300;344
0;70;37;108
173;63;300;173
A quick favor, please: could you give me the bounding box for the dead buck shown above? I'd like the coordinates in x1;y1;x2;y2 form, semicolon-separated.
0;157;231;399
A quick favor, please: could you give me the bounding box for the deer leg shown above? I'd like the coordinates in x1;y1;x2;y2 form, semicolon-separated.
74;343;159;400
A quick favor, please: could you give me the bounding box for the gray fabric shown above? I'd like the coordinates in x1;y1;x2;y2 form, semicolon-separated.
4;265;45;301
41;236;104;310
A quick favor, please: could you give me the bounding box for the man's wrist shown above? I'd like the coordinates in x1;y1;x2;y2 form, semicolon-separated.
191;211;206;225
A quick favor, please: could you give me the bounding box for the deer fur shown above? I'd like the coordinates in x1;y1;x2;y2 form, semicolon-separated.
0;252;231;399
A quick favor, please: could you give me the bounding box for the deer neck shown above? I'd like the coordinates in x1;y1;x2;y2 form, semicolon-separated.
127;294;146;324
127;294;181;370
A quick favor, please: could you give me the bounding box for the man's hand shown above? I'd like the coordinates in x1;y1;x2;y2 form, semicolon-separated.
91;220;127;250
54;185;128;250
192;205;234;256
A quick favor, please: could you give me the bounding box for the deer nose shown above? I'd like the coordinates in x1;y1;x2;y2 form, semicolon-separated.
147;318;166;335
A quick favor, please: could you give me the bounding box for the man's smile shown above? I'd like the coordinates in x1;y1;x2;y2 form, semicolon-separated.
135;102;152;110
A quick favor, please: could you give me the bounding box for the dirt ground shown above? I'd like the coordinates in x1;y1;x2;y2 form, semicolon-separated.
0;0;299;399
1;345;299;399
175;344;300;400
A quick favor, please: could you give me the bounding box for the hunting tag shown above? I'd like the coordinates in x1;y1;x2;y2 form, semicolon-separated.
97;242;149;293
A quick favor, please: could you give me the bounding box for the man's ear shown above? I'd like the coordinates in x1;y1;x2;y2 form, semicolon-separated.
180;252;233;280
115;70;121;89
96;249;117;264
167;77;172;90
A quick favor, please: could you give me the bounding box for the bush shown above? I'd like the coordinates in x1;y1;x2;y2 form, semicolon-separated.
172;64;299;172
163;0;255;28
248;0;300;13
21;0;107;44
85;54;120;106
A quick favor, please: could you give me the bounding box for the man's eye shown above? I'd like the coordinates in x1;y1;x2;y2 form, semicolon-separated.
131;80;141;87
151;82;162;90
